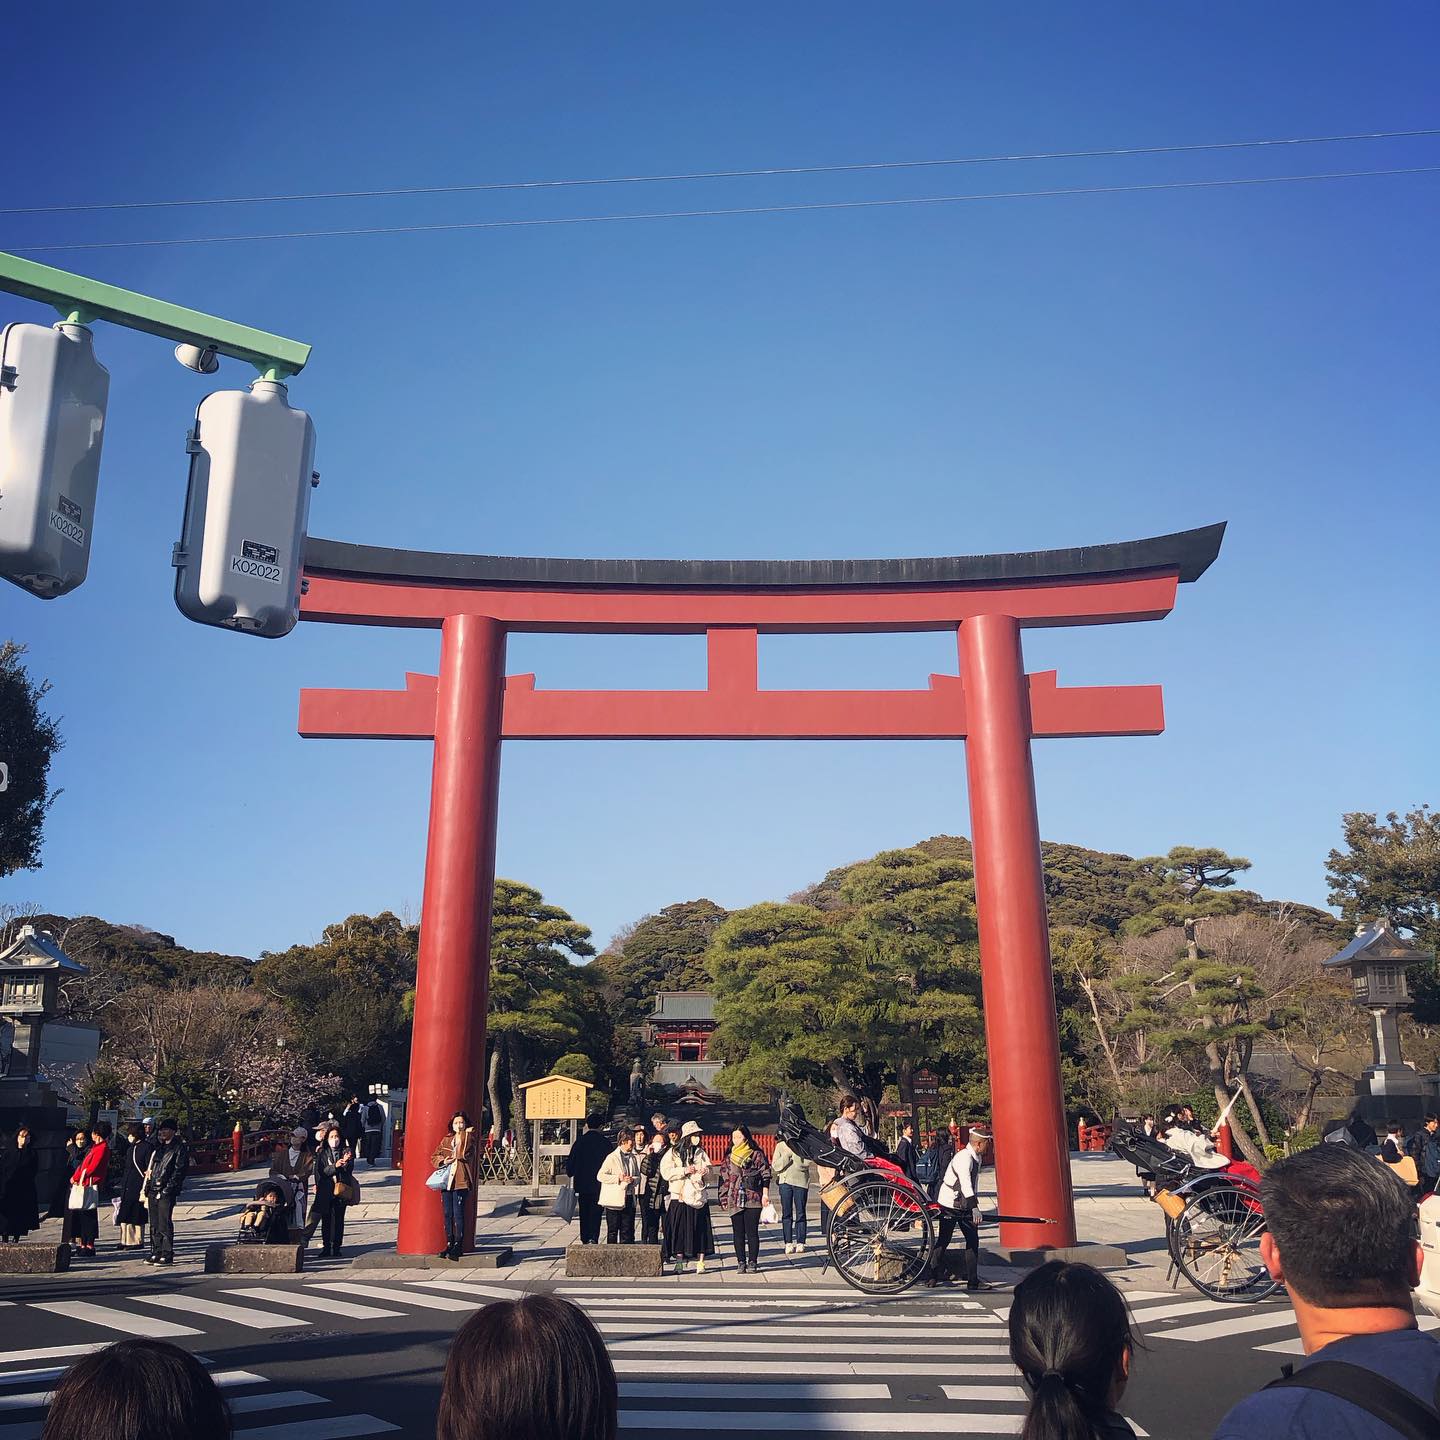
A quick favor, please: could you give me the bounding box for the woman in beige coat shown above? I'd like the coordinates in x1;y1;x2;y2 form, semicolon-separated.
431;1112;477;1261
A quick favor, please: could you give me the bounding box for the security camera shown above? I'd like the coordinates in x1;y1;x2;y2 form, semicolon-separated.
174;343;220;375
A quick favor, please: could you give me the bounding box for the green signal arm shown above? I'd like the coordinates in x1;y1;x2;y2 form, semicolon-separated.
0;250;311;378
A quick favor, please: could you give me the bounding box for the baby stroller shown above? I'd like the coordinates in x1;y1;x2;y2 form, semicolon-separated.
238;1177;295;1245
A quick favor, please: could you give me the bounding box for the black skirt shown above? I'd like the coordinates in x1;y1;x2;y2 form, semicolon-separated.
664;1200;715;1259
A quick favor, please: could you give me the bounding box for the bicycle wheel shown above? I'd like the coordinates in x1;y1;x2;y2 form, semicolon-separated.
1171;1182;1278;1302
826;1176;935;1294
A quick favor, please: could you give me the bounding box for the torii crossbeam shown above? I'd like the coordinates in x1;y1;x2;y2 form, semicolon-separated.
297;521;1225;1258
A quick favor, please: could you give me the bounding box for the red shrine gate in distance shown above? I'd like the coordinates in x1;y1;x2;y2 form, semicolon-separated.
296;522;1226;1257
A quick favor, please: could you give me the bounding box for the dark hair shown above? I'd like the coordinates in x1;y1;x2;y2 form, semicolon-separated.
838;1093;859;1112
92;1120;112;1140
437;1294;616;1440
157;1117;178;1133
42;1338;231;1440
1426;1112;1439;1125
1261;1144;1417;1306
731;1123;756;1149
1008;1261;1134;1440
451;1111;471;1129
902;1119;915;1132
126;1123;143;1142
585;1114;604;1130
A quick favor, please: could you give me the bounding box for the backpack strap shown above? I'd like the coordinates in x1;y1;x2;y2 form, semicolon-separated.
1265;1359;1440;1440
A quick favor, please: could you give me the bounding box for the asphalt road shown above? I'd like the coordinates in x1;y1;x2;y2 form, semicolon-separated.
0;1267;1406;1439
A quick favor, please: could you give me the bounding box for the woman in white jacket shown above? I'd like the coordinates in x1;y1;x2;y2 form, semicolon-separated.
660;1120;715;1274
596;1129;640;1244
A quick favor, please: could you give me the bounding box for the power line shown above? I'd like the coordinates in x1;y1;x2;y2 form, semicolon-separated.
8;165;1437;254
2;128;1437;217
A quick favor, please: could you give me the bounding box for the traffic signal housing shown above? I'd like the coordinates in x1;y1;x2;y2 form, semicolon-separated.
0;321;109;597
172;379;317;637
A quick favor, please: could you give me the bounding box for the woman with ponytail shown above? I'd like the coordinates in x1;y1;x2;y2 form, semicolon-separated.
1007;1260;1139;1440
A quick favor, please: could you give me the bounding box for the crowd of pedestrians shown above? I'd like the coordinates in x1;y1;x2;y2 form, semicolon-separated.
18;1106;1440;1440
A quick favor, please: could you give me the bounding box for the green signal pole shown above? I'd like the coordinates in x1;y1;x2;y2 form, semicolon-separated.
0;250;310;379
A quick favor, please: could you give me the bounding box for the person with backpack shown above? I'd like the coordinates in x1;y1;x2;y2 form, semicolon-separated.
770;1134;812;1254
1212;1144;1439;1440
914;1125;953;1200
361;1098;386;1165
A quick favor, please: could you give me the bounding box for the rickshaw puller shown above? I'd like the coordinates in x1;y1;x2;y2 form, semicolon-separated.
928;1124;991;1290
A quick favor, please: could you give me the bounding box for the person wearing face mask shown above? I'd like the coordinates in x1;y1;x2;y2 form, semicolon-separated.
311;1127;356;1259
432;1112;477;1261
660;1121;715;1274
269;1126;314;1232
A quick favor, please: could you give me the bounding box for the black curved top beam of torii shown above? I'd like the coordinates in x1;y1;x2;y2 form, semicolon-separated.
301;521;1225;591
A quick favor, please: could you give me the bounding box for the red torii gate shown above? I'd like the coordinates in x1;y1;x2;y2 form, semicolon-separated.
297;522;1225;1257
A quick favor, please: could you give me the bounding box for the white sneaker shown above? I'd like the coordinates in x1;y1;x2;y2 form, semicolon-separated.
784;1243;794;1254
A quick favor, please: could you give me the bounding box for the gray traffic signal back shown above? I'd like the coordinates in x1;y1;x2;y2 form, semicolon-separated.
173;379;317;637
0;322;109;598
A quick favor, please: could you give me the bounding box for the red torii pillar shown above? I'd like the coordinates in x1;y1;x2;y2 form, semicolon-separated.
296;523;1225;1257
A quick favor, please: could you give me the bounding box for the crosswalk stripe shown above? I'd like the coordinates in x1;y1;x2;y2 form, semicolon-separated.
131;1294;308;1330
939;1384;1028;1402
304;1283;478;1311
405;1280;521;1300
1126;1299;1233;1323
618;1382;890;1400
599;1324;1000;1340
618;1409;1026;1432
609;1339;1012;1356
0;1346;105;1369
1255;1312;1438;1355
1114;1290;1178;1302
30;1302;200;1339
229;1390;328;1416
0;1368;268;1414
238;1418;398;1439
226;1287;405;1320
613;1358;1012;1377
1150;1310;1300;1342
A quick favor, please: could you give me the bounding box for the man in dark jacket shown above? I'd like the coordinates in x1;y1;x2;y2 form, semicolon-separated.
143;1117;188;1267
341;1097;365;1154
893;1119;919;1180
565;1114;614;1245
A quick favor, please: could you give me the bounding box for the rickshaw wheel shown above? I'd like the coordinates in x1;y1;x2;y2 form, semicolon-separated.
826;1175;935;1294
1170;1180;1278;1303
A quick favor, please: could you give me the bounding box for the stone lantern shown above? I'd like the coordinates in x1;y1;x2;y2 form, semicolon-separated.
0;925;85;1081
0;925;88;1215
1324;920;1437;1125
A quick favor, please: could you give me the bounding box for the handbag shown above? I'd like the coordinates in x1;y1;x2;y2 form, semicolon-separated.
68;1184;98;1212
759;1201;778;1225
552;1184;577;1221
334;1176;359;1205
425;1162;456;1191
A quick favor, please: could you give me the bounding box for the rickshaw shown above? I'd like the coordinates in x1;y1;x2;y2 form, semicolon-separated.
1108;1121;1277;1303
778;1100;1042;1295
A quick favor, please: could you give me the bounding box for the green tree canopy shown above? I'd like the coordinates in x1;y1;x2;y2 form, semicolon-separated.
254;911;418;1092
1326;807;1439;952
593;898;727;1025
486;879;597;1161
0;642;64;877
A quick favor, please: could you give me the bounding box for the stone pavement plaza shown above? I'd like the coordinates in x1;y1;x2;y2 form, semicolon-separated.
5;1150;1180;1287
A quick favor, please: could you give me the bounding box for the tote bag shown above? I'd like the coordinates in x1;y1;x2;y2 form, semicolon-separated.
425;1162;456;1191
552;1184;577;1221
68;1184;98;1212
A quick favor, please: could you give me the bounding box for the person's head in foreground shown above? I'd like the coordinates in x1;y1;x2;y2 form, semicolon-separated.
42;1338;231;1440
1259;1143;1421;1339
1212;1144;1430;1440
1009;1261;1135;1440
437;1294;617;1440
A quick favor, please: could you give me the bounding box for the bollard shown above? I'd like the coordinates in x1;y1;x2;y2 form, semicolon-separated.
231;1123;243;1171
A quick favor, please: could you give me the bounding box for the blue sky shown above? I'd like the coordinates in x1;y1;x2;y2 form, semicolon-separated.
2;4;1436;959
